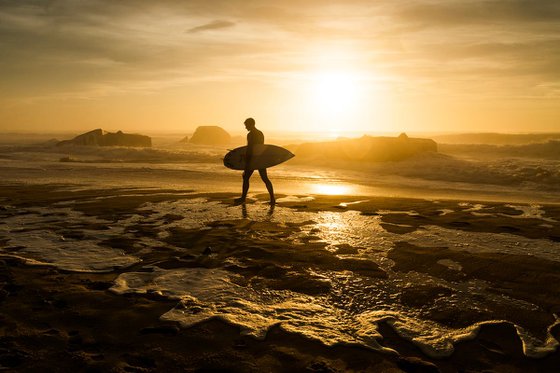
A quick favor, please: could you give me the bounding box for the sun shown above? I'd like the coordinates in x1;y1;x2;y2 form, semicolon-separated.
307;70;364;136
313;71;357;111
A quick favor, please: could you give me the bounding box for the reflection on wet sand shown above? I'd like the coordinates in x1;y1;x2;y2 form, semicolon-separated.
310;183;354;196
2;184;559;367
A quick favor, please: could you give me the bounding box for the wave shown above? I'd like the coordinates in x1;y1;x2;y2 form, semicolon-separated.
288;151;560;192
1;141;559;194
367;152;560;190
441;140;560;159
0;143;226;164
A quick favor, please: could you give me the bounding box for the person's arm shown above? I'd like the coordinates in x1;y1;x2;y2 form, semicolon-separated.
245;133;253;171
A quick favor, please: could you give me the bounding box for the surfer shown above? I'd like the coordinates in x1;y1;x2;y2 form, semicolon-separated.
235;118;275;205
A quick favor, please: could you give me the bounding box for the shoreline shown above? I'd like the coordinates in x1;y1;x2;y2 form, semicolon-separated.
1;157;560;205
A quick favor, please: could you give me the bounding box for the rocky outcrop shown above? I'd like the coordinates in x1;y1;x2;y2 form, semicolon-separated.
189;126;231;145
102;131;151;147
290;134;437;162
57;129;151;147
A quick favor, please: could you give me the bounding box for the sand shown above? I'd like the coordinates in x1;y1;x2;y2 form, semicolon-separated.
1;183;560;372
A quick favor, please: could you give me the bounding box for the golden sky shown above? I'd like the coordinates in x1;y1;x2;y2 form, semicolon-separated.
0;0;559;135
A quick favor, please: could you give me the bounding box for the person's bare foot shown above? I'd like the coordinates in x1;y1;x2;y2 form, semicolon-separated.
234;197;246;205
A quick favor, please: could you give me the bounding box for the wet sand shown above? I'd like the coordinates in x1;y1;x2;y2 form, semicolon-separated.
1;184;560;372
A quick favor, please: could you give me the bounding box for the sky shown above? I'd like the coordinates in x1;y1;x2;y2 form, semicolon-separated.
0;0;559;136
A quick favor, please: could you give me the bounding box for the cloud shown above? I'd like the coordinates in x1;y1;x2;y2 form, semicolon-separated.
0;0;559;103
187;19;235;33
395;0;560;27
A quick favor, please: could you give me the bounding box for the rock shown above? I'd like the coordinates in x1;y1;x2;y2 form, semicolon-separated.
58;129;103;146
139;325;179;335
57;129;151;147
179;135;189;143
40;138;60;146
59;156;77;162
102;130;151;147
397;356;440;373
189;126;231;145
290;135;437;162
306;360;341;373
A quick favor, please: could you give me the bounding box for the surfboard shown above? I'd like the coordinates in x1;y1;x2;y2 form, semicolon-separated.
223;144;295;170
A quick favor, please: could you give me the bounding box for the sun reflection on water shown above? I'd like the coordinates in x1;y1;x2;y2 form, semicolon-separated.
311;183;353;195
317;211;345;232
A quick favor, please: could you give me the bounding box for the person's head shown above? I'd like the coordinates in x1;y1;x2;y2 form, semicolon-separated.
244;117;256;131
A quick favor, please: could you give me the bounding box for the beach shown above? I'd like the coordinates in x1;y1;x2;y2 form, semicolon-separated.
3;0;560;370
1;175;559;371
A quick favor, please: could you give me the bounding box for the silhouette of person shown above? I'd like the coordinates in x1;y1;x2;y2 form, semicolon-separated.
235;118;275;204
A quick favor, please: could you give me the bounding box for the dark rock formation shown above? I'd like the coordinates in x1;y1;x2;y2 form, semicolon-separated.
40;138;60;146
102;131;151;147
189;126;231;145
57;129;151;147
290;134;437;162
58;129;104;146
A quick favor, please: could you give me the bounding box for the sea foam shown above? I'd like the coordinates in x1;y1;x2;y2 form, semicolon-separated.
111;265;560;358
0;207;139;272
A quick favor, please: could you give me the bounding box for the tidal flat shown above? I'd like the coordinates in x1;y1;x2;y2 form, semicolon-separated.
1;184;559;372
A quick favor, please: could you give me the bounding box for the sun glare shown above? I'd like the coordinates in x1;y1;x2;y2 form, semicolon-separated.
311;183;353;195
312;71;358;111
306;70;366;134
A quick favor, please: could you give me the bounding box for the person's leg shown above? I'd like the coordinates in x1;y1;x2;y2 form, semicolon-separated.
235;170;253;203
258;169;275;204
